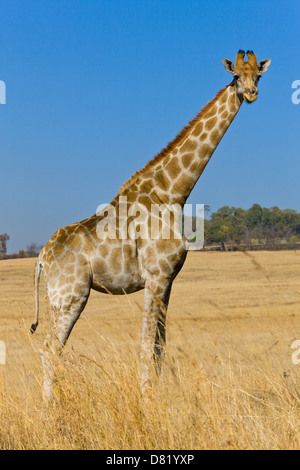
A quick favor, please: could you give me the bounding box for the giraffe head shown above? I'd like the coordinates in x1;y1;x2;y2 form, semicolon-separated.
222;50;271;103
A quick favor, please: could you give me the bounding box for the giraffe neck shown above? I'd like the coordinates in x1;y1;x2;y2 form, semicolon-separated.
126;82;243;208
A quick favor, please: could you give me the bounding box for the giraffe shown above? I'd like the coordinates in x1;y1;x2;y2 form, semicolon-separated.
31;50;271;401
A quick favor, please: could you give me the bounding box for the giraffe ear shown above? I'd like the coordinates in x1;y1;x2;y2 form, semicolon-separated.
257;59;271;74
222;59;235;74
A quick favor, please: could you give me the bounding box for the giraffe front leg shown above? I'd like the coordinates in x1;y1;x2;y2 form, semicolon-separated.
140;278;172;394
153;282;172;375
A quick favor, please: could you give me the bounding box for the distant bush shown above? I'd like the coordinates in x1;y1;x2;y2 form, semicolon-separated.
204;204;300;250
0;240;43;260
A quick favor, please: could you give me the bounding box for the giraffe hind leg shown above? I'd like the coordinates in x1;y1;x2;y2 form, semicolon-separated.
41;292;89;403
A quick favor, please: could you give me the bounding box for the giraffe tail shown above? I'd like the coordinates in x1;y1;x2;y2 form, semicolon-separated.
31;261;42;334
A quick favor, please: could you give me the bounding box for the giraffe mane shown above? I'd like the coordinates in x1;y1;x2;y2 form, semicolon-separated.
118;84;230;194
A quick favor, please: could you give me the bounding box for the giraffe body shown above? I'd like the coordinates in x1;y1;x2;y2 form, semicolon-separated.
32;51;271;401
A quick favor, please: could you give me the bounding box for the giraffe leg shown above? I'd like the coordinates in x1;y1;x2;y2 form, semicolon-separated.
140;278;172;393
154;283;172;375
41;293;89;403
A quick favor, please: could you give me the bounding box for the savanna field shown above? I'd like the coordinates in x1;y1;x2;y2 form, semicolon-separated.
0;251;300;450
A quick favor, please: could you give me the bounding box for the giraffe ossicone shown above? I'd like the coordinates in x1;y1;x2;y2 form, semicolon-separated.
31;50;271;401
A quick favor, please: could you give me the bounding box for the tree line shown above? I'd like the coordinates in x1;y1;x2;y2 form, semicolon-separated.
0;240;43;260
204;204;300;250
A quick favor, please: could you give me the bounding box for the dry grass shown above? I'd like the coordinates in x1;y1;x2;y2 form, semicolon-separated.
0;251;300;449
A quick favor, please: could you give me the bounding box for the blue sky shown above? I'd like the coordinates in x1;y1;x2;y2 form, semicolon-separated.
0;0;299;253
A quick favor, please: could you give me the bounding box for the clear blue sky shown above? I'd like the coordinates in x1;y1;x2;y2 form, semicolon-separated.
0;0;299;253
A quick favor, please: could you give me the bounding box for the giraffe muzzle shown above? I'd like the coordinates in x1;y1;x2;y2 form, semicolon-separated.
243;89;258;103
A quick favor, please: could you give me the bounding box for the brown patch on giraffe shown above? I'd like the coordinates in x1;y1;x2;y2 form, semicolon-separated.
172;173;194;195
84;215;100;232
220;112;235;130
125;189;139;203
77;254;87;267
210;129;221;146
151;189;169;205
155;170;171;190
219;90;228;104
218;104;226;114
64;264;75;275
182;153;194;168
44;250;53;265
168;252;182;265
229;113;235;123
167;226;178;242
147;280;163;295
98;244;110;258
63;251;76;264
77;269;90;284
219;120;228;132
82;237;96;257
73;225;87;238
145;246;156;261
165;158;182;179
168;211;175;231
200;132;208;142
129;183;138;193
155;239;170;254
135;224;141;236
122;243;136;271
221;110;229;119
73;283;87;296
180;139;197;153
205;104;218;119
192;121;203;137
53;244;65;258
159;259;172;275
147;215;152;238
205;117;217;131
139;179;154;194
228;93;238;112
93;259;108;274
110;247;122;274
56;256;65;277
68;235;82;252
198;143;212;160
58;274;68;285
190;162;198;173
60;286;71;296
62;294;73;307
56;229;69;244
197;157;211;175
138;195;152;207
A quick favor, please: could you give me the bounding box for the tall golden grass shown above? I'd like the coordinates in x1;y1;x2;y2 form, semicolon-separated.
0;251;300;449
